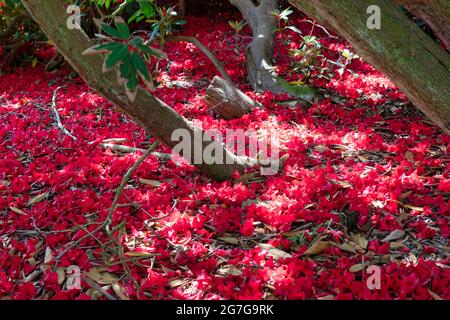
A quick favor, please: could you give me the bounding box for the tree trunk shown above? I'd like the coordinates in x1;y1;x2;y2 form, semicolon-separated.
22;0;249;181
289;0;450;134
230;0;285;93
204;76;261;119
403;0;450;50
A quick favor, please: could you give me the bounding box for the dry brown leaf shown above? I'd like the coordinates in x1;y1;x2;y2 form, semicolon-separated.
314;145;329;153
28;192;49;205
85;268;119;285
349;264;363;272
44;247;53;265
56;268;65;285
139;178;162;187
405;151;414;162
169;278;190;288
352;233;368;250
112;282;130;300
329;179;353;189
303;241;331;256
317;294;335;300
217;265;243;276
334;242;357;254
403;204;424;212
160;265;175;274
218;236;239;245
389;241;404;249
399;190;413;200
428;290;443;300
381;229;405;242
126;251;156;257
259;244;292;260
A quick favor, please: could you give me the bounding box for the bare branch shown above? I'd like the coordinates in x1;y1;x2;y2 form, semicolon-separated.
166;35;233;84
50;86;77;141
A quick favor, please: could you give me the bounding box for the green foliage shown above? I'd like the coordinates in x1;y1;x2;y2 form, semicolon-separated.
272;9;361;83
289;35;330;81
84;1;187;100
0;0;46;70
276;77;315;98
91;0;157;23
228;20;246;33
84;17;169;97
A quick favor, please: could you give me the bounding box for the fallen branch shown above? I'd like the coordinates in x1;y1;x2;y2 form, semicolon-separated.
82;276;117;300
100;142;171;161
50;86;77;141
54;142;159;266
105;141;159;234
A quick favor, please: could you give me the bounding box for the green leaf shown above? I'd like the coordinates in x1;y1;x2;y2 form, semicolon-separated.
136;44;167;60
119;55;132;79
287;26;302;35
128;10;142;24
174;20;187;26
101;23;124;39
131;52;150;81
105;44;129;69
129;37;144;47
115;22;130;39
127;66;138;92
94;42;122;51
276;77;315;97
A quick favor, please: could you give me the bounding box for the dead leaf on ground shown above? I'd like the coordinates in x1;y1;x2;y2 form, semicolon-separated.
217;265;243;276
317;294;335;300
139;178;162;187
112;282;130;300
349;264;364;273
169;278;190;288
303;240;331;256
381;229;405;242
405;151;415;162
44;247;53;265
85;268;119;285
351;233;368;251
329;179;353;189
333;242;357;254
428;290;443;300
28;192;49;205
218;236;239;245
259;244;292;260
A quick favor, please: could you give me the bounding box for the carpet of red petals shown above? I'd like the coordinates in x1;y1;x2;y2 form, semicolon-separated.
0;14;449;300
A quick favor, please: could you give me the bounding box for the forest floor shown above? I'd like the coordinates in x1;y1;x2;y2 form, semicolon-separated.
0;14;449;300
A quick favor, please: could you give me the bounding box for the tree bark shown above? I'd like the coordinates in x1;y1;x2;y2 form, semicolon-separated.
22;0;249;181
289;0;450;134
204;76;261;119
230;0;285;93
403;0;450;50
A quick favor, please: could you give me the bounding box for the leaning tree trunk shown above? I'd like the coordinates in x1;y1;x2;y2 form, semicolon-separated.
230;0;285;93
204;76;261;119
22;0;248;181
289;0;450;134
403;0;450;50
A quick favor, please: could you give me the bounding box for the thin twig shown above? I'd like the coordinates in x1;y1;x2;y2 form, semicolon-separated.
166;35;234;84
82;276;117;300
50;86;77;141
100;143;171;160
53;142;159;267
